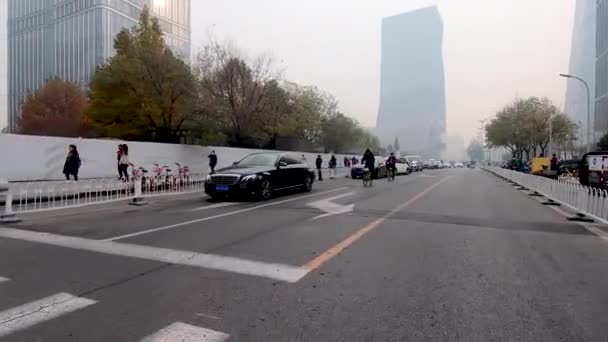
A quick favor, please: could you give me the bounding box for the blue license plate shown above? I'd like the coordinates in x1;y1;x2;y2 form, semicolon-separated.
216;185;230;192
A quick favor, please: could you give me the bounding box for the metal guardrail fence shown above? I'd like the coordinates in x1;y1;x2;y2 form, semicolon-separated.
483;166;608;224
0;167;348;219
2;174;207;215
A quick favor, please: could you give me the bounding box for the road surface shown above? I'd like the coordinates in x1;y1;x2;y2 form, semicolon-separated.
1;168;607;341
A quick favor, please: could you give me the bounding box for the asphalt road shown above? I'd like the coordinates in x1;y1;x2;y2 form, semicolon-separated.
1;168;608;341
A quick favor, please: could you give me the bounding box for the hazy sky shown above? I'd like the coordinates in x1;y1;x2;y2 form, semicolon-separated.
0;0;576;142
190;0;576;143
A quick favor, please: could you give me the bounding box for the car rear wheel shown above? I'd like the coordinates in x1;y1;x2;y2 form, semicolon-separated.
258;179;272;200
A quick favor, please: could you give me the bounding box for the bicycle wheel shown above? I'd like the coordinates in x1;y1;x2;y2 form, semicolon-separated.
363;172;370;187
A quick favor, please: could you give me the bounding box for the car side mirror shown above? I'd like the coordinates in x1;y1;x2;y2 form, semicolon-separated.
232;161;238;166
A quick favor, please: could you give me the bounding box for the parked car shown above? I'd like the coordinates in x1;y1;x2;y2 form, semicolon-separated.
557;159;579;176
351;157;388;179
437;161;444;169
454;162;464;168
428;159;439;169
397;158;411;175
204;152;314;201
422;160;431;169
405;155;422;171
467;161;477;168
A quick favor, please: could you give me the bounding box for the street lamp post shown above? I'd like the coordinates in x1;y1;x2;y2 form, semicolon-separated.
560;73;591;152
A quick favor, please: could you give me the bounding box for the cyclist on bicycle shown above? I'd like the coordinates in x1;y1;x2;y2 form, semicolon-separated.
362;149;376;178
385;152;397;177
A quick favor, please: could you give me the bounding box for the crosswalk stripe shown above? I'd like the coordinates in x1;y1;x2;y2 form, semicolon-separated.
0;277;9;283
141;322;230;342
0;293;96;338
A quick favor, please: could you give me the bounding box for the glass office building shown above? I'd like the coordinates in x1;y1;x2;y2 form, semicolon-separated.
376;7;446;158
565;0;595;144
597;0;608;137
7;0;190;132
1;0;7;132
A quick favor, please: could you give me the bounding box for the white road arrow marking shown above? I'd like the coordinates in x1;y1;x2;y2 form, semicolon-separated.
308;192;356;220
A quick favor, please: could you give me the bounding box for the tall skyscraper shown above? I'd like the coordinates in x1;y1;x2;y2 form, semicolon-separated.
376;6;446;158
565;0;595;142
1;0;7;131
597;0;608;137
7;0;191;133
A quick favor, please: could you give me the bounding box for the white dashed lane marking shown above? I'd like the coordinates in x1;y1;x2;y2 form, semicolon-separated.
187;202;238;212
105;187;350;241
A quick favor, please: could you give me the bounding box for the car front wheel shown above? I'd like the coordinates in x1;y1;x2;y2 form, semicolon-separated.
258;179;272;200
302;176;313;192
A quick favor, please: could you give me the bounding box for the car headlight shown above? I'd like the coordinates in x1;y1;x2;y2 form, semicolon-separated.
205;175;213;184
241;174;260;182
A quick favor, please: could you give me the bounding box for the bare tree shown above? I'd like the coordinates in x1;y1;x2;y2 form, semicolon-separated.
195;39;279;146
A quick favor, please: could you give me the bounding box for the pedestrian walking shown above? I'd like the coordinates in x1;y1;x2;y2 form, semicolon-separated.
208;150;218;174
315;155;323;181
550;154;559;171
118;144;130;181
116;145;123;179
63;144;81;181
344;156;349;168
351;156;357;166
329;155;337;179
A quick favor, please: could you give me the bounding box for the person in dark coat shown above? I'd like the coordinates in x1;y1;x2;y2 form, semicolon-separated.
315;155;323;181
63;144;81;181
361;149;376;178
116;145;124;179
208;150;218;174
329;155;337;179
550;154;559;171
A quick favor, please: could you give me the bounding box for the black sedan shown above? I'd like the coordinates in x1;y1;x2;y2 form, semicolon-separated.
350;157;388;179
204;152;315;200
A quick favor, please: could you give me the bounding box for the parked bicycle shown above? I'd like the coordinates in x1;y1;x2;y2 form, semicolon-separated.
128;163;149;191
175;163;191;185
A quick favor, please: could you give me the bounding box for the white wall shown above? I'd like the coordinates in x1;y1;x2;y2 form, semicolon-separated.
0;134;355;181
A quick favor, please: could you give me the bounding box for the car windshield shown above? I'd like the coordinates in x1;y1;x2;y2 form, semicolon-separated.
236;154;278;167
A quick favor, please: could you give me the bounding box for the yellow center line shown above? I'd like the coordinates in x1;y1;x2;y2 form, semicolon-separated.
302;176;452;272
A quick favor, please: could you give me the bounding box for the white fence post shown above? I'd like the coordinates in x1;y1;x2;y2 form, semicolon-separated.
129;176;148;206
1;179;21;224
